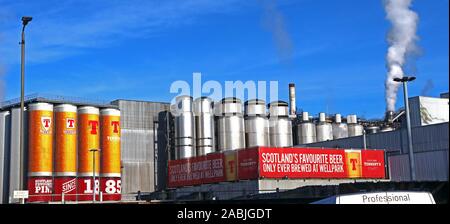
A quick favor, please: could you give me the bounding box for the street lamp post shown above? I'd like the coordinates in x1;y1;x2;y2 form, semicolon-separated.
89;149;99;203
393;76;416;181
19;16;32;191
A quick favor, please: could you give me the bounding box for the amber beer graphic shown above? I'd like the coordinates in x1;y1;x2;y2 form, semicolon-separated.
53;104;77;201
28;103;54;202
345;150;362;178
77;106;100;201
224;151;237;181
100;108;121;201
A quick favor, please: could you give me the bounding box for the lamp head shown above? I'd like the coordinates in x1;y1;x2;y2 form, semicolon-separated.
22;16;32;26
407;76;416;82
393;76;416;83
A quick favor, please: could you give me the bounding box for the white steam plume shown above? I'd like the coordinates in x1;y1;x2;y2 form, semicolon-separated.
383;0;419;112
261;0;294;63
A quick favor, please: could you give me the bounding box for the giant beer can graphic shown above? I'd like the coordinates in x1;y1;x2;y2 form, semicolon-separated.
345;150;362;178
53;104;77;201
100;108;121;201
77;106;100;201
27;102;54;202
224;151;237;181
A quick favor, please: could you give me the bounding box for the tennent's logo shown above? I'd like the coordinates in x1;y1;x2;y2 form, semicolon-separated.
66;118;75;129
88;120;99;135
41;117;52;133
228;160;235;173
111;121;120;133
350;158;359;171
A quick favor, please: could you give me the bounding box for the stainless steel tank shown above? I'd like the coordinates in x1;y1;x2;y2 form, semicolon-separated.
216;97;245;151
194;97;215;156
268;101;293;147
365;126;380;134
347;114;364;137
316;112;333;142
172;95;195;159
385;111;395;124
244;99;269;147
332;113;348;139
296;111;316;144
380;126;395;132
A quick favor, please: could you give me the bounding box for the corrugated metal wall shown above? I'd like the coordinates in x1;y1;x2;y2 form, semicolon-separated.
0;111;11;204
301;122;449;181
388;150;449;181
111;100;170;195
8;108;28;203
121;161;154;192
409;97;422;127
121;129;154;161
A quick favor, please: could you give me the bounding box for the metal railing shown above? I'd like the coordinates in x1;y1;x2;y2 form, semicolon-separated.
0;93;115;109
14;192;125;204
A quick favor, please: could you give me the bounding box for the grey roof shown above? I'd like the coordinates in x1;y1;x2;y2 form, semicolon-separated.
0;93;118;110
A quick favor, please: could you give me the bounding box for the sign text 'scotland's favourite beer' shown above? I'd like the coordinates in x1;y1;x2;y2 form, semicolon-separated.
27;103;54;202
77;106;100;201
100;108;121;201
53;104;77;201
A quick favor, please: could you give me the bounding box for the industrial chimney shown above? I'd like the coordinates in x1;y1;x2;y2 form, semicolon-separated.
385;111;395;124
288;83;296;116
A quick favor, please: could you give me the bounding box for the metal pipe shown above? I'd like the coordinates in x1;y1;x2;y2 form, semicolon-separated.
392;110;406;122
288;83;296;116
89;149;99;203
92;150;95;203
19;16;32;192
363;130;367;149
19;25;25;191
402;81;416;181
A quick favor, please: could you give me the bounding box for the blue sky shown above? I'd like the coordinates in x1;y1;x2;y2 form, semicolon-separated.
0;0;448;119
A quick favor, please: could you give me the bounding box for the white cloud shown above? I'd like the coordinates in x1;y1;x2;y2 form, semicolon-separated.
0;0;246;64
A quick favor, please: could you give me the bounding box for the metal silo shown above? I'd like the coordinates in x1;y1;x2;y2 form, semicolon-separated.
172;95;196;159
380;126;395;132
54;104;77;202
0;111;10;204
268;101;292;147
28;102;54;202
296;111;316;144
193;97;215;156
365;125;380;134
77;106;100;201
244;99;269;147
100;108;122;201
347;114;364;137
316;112;333;142
216;97;245;151
332;113;348;139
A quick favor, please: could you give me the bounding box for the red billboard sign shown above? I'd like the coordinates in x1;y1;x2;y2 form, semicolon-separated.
360;150;386;178
167;147;386;188
168;153;226;188
258;147;349;178
237;147;260;180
